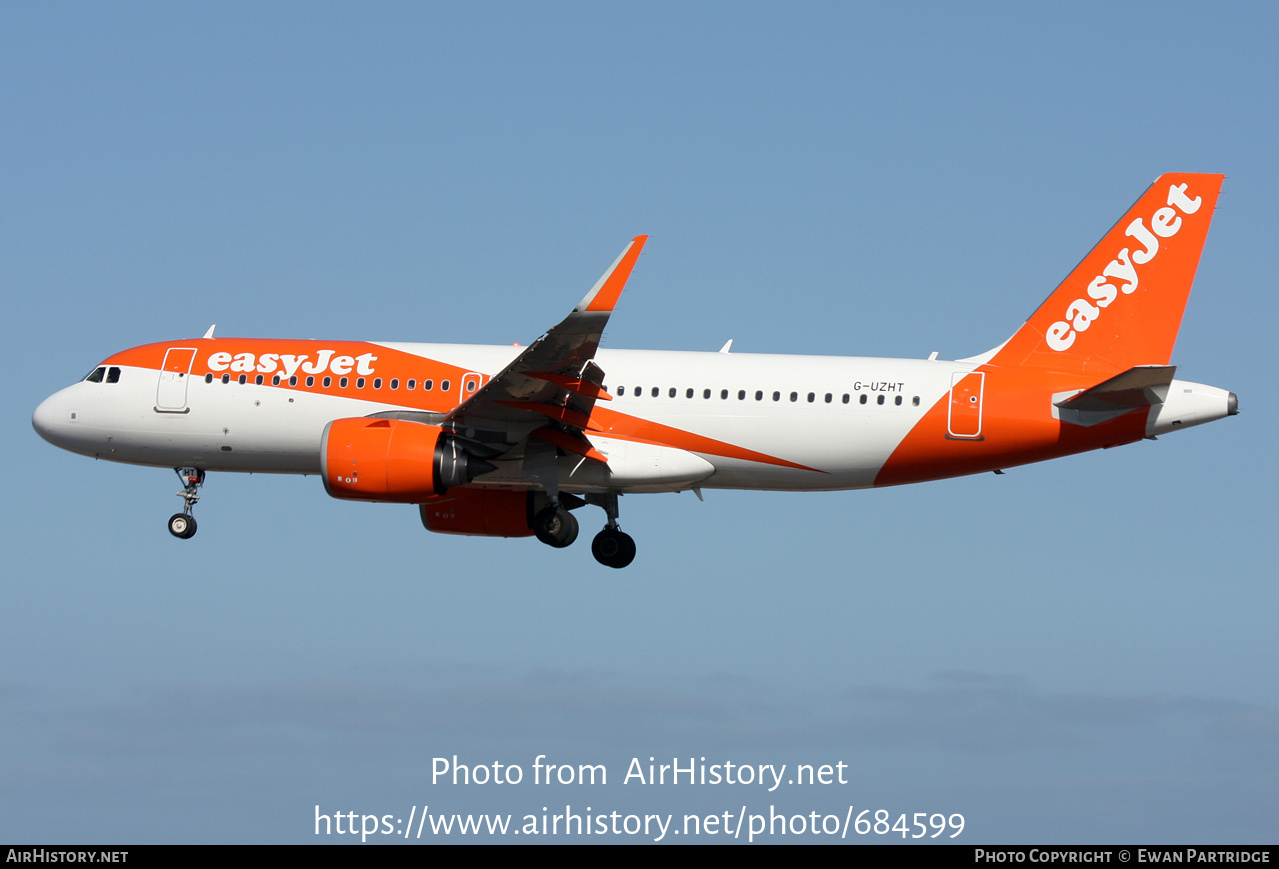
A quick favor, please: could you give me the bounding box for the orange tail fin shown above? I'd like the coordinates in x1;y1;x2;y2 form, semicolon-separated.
988;173;1223;375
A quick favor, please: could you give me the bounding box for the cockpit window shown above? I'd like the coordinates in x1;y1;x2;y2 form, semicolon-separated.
84;367;106;383
106;367;121;383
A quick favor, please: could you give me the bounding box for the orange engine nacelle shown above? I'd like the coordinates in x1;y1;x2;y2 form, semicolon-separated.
321;417;493;503
419;488;535;537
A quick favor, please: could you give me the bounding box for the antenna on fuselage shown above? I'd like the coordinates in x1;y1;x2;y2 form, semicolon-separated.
719;339;733;354
202;325;216;339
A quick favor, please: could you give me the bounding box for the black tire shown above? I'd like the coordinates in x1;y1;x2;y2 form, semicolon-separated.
533;506;578;548
591;528;636;568
168;513;197;539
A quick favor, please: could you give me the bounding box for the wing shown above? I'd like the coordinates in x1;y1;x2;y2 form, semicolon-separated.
444;236;648;461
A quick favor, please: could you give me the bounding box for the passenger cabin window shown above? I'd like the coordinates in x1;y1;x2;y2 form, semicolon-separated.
323;376;332;387
618;386;626;396
222;373;230;384
441;380;451;392
424;380;433;391
205;373;214;384
238;374;247;385
703;389;711;399
289;375;298;386
877;394;885;405
721;389;728;400
686;388;694;398
305;376;314;387
272;375;282;386
407;379;416;390
651;387;659;397
860;394;868;404
669;388;676;398
339;377;348;388
895;395;903;405
356;377;365;388
373;378;382;389
390;378;399;390
255;374;264;385
912;396;920;406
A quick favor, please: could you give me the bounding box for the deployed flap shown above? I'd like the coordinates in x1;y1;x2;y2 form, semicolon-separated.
1055;364;1176;412
445;236;648;442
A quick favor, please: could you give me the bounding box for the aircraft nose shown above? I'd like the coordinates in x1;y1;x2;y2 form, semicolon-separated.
32;392;68;446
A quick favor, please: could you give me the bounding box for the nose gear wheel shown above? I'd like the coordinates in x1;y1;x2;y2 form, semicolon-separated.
168;513;197;539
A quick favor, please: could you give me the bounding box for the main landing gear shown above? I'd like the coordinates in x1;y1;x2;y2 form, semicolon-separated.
588;491;635;569
591;526;636;570
168;467;204;539
533;501;579;548
531;491;636;568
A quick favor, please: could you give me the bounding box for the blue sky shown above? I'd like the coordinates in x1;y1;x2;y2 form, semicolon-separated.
3;2;1277;843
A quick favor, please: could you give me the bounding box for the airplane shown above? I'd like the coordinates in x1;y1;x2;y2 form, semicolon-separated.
33;173;1237;568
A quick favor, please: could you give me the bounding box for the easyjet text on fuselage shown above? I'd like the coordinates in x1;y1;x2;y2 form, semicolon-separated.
205;349;379;378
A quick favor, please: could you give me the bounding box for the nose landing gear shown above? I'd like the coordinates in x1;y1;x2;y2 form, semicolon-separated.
168;467;204;539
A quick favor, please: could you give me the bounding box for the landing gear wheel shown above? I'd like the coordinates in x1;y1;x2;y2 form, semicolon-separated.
533;506;579;548
591;528;636;568
170;467;204;539
168;513;197;539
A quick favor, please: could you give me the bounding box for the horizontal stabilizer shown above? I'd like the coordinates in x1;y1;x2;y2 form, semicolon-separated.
1055;365;1176;413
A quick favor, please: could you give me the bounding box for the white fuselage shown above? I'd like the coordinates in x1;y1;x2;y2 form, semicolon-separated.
33;343;962;493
